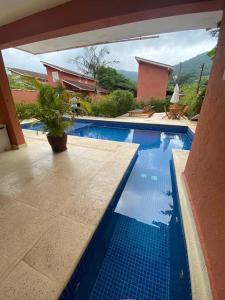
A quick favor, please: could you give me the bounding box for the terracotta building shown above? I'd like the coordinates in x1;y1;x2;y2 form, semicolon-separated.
136;57;173;102
42;61;108;96
8;63;108;103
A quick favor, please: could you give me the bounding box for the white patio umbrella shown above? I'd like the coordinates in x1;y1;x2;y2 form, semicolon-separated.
170;84;180;104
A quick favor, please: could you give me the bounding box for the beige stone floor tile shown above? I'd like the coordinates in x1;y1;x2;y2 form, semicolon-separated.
14;176;84;215
0;200;55;272
95;160;131;183
0;163;53;199
50;155;106;180
0;142;50;173
77;147;116;162
0;261;58;300
0;129;138;298
0;255;13;282
24;216;94;286
15;157;106;214
67;135;121;151
60;176;119;226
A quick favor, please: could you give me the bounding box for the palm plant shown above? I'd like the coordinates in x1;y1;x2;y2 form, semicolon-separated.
17;79;75;152
34;83;74;137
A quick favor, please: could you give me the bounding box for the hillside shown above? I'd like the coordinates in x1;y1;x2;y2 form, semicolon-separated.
118;52;212;83
174;52;212;81
117;69;138;82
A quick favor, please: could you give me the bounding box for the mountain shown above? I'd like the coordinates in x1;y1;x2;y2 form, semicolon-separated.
117;69;138;82
118;52;212;83
174;52;212;81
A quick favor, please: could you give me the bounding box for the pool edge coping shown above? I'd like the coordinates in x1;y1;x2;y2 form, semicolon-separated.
172;149;212;300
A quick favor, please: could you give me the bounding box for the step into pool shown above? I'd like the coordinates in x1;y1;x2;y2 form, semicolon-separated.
22;119;193;300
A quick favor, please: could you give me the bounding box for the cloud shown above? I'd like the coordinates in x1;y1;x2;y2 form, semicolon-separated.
2;29;217;73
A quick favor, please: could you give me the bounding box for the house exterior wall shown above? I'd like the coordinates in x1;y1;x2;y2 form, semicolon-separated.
137;61;170;102
11;89;39;104
184;11;225;300
46;66;95;87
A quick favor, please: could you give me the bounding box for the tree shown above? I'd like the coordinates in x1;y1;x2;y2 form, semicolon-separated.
96;66;137;94
207;23;220;59
70;46;118;80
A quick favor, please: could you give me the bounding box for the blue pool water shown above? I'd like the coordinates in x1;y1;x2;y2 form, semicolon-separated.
22;120;193;300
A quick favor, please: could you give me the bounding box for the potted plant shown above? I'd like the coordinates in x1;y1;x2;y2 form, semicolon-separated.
17;82;75;153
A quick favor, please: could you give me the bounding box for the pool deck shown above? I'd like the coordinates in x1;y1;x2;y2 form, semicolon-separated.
78;113;197;133
0;116;198;299
0;130;138;299
173;150;212;300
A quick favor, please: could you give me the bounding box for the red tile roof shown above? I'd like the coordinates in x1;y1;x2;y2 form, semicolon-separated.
8;67;47;81
63;79;108;93
41;61;94;81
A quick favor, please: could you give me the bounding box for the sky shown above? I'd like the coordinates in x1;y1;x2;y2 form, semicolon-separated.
2;29;217;74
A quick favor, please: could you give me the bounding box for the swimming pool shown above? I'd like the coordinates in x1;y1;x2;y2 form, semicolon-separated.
22;120;193;300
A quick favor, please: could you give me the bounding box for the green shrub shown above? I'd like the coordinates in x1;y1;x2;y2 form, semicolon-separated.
91;90;134;117
91;96;117;117
180;79;208;118
100;97;118;117
79;100;92;114
16;83;74;137
91;101;101;116
148;98;170;112
16;103;38;121
134;97;170;112
109;90;134;115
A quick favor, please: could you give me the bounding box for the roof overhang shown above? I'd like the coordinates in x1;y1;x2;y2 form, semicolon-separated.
7;67;47;80
17;10;223;54
135;57;174;70
63;79;94;91
0;0;71;27
41;61;93;80
0;0;223;52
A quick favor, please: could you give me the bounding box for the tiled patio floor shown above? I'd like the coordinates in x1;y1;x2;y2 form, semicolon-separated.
79;113;197;133
0;131;138;299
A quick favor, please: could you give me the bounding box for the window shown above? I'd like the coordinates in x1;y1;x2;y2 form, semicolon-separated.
52;71;59;82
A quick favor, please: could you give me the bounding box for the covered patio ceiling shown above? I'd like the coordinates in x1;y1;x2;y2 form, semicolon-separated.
0;0;223;53
0;0;70;27
17;11;223;54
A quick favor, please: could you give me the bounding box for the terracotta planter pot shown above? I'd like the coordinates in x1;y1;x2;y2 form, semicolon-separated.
47;133;67;153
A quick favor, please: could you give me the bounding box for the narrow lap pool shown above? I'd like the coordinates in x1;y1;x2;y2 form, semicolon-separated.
22;120;193;300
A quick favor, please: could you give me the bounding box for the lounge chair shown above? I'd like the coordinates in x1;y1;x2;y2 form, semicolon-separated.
178;105;189;119
163;105;171;119
191;114;199;121
128;106;154;118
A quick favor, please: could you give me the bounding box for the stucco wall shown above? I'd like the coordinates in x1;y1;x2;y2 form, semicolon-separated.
184;11;225;300
12;89;39;104
46;66;95;87
137;61;170;102
0;52;25;146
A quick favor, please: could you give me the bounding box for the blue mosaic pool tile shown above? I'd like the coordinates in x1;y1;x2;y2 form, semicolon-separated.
90;214;170;300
